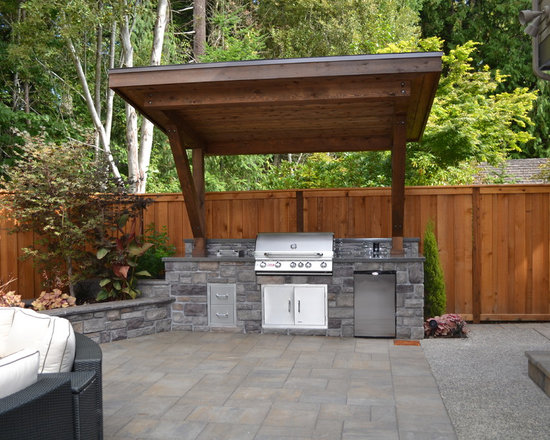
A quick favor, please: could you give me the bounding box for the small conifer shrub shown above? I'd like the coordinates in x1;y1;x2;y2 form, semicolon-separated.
423;220;446;319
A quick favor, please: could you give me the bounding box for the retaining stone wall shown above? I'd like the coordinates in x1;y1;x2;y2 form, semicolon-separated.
42;296;174;343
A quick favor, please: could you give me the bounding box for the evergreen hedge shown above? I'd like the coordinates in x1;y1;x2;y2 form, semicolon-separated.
423;220;447;319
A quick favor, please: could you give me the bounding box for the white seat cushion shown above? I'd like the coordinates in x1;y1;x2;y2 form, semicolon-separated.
41;315;76;373
0;308;15;356
2;308;76;373
0;348;40;398
3;308;52;358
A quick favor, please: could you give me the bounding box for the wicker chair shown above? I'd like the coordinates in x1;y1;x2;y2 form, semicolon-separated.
72;332;103;439
0;332;103;440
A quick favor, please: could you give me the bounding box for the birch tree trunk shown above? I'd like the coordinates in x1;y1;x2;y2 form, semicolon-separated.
94;18;103;160
120;14;139;192
194;0;207;59
105;21;116;148
66;38;122;180
136;0;169;193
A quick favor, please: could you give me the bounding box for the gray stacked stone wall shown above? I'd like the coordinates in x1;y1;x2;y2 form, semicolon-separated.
42;296;174;343
165;237;424;339
334;238;419;258
166;260;260;333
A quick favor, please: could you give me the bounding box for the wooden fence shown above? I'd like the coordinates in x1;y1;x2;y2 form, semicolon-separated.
2;185;550;322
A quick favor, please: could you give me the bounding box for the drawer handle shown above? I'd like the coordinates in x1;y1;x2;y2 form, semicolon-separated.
216;313;229;318
288;299;291;313
298;300;301;313
215;294;229;299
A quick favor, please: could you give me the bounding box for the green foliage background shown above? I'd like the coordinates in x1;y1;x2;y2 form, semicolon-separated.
0;0;546;192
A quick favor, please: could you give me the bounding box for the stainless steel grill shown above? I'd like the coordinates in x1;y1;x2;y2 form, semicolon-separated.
254;232;334;275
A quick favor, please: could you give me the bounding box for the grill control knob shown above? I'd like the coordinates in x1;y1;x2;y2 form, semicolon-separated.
260;262;267;268
290;262;296;268
305;262;312;268
320;262;327;268
275;261;281;268
298;262;304;268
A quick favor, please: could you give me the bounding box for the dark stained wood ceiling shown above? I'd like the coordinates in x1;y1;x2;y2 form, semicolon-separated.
109;53;442;156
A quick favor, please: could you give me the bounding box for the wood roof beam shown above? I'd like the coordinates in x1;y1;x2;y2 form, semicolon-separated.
109;53;442;87
391;114;407;255
166;126;206;253
205;135;392;156
162;111;206;150
142;80;411;109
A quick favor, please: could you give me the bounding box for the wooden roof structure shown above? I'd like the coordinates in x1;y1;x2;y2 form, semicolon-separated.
110;53;442;256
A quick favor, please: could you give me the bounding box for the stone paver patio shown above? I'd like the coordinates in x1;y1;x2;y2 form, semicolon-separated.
101;331;455;439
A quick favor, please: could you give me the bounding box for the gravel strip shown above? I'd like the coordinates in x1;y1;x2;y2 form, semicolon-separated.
421;323;550;440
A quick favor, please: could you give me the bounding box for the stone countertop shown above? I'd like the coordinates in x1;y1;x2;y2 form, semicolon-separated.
42;296;174;317
163;256;424;263
336;256;425;263
163;256;256;263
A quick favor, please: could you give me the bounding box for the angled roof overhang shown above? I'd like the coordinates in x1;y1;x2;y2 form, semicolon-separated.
110;53;442;155
109;53;443;256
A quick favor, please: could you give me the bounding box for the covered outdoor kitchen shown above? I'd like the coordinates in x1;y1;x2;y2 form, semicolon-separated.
109;52;442;339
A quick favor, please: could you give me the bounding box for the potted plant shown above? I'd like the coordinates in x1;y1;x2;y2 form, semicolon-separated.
95;214;153;301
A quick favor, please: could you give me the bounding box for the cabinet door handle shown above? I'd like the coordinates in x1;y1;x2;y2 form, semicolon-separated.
216;313;229;318
288;299;291;313
298;300;301;313
215;294;229;299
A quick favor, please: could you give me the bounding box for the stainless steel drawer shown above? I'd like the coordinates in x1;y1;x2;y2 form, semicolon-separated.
209;305;235;327
209;284;236;305
208;283;236;327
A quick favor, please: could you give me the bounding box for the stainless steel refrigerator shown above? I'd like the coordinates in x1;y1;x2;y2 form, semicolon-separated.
354;271;396;337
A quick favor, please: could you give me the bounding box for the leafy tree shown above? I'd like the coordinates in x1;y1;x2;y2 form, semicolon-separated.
255;0;421;58
420;0;533;90
0;133;146;296
423;220;446;319
265;152;392;189
200;0;266;62
2;0;191;192
191;1;273;192
522;80;550;158
419;0;550;158
382;38;537;185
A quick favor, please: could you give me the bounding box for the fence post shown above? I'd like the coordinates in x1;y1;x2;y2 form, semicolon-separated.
296;190;304;232
472;186;481;323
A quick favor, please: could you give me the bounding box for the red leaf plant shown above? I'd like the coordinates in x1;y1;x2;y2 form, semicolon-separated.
424;314;468;338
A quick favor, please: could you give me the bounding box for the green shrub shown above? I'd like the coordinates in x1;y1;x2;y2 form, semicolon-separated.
136;224;176;278
423;220;447;319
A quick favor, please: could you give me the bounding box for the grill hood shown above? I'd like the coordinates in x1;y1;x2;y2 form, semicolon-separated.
254;232;334;275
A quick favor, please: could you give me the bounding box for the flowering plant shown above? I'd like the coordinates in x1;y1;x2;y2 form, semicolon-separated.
31;289;76;311
0;291;25;308
0;278;25;307
424;314;468;338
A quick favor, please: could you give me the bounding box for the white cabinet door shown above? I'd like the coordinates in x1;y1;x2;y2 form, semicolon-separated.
294;286;327;327
263;285;294;327
262;284;327;329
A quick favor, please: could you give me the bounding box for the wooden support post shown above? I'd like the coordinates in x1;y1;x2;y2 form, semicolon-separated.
166;127;206;256
472;186;481;323
192;148;206;257
296;190;304;232
391;117;406;255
